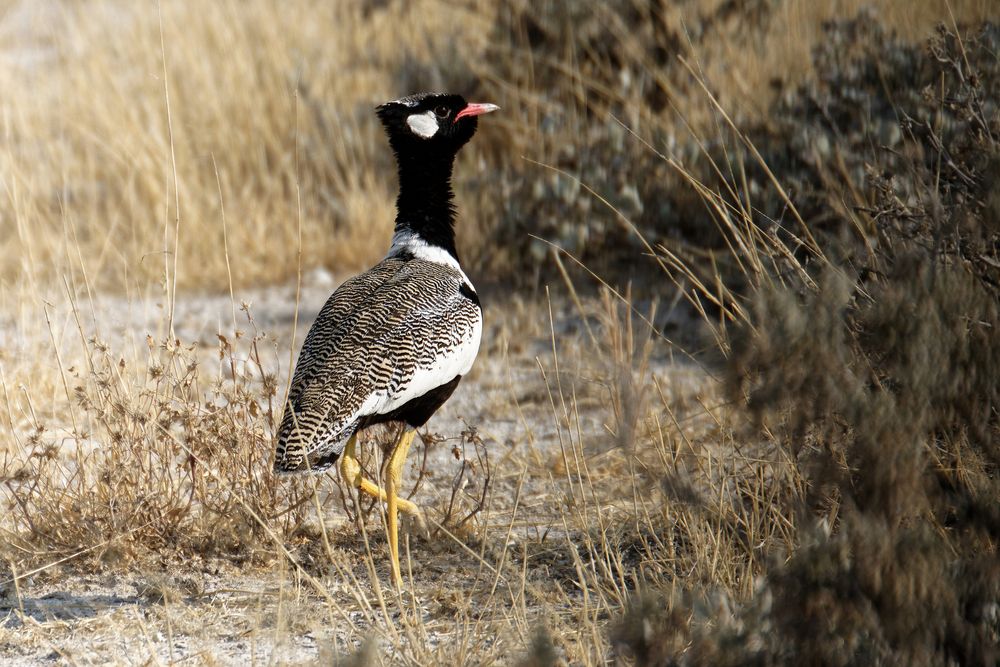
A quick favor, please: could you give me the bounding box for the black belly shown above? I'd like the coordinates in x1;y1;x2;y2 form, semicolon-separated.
360;375;463;430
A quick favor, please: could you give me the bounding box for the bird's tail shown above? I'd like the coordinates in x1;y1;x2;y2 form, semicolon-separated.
273;384;364;475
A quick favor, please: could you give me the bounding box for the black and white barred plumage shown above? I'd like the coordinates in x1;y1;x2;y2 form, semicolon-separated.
274;246;482;472
274;92;495;474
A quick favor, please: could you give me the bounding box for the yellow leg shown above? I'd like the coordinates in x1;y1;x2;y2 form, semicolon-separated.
386;427;417;587
339;433;419;514
339;429;423;586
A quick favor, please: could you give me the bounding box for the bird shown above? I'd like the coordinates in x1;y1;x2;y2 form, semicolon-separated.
273;92;498;586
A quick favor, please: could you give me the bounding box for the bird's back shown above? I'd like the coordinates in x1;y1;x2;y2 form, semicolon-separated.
274;255;482;472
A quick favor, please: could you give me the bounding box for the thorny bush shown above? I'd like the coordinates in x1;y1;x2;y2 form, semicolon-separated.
614;17;1000;667
2;308;312;567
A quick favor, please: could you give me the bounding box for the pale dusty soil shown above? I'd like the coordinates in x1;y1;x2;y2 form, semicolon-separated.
0;269;712;665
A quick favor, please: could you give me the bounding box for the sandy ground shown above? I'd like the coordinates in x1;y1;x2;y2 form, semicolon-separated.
0;268;712;665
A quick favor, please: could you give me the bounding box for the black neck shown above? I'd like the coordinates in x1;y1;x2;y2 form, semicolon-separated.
393;149;459;260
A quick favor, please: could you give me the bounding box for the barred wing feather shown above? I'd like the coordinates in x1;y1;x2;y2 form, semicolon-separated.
274;257;481;472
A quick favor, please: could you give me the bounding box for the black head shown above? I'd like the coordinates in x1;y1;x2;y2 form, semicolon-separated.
376;92;499;157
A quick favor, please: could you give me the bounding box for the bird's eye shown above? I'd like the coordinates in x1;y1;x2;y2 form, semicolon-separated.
434;105;450;119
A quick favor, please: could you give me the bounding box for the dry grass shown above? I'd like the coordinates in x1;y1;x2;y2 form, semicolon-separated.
0;0;991;291
0;0;998;664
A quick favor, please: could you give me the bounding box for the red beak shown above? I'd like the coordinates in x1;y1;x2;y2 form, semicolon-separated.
454;102;500;122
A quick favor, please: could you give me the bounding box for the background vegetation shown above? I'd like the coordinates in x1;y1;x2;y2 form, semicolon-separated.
0;0;997;664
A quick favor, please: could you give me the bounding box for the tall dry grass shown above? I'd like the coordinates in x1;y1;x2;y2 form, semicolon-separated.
0;0;993;293
1;0;481;291
607;15;1000;666
0;0;997;663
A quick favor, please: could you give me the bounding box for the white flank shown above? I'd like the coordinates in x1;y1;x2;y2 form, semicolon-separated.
374;231;483;416
406;111;439;138
318;303;482;431
378;312;482;415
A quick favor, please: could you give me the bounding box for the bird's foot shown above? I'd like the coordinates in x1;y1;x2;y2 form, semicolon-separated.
403;504;430;541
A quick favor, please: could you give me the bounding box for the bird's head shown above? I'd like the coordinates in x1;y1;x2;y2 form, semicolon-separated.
376;92;499;157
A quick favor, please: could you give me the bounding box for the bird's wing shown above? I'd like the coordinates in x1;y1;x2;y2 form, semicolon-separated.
274;258;481;472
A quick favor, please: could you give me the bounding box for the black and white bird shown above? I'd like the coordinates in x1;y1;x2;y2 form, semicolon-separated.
274;92;498;585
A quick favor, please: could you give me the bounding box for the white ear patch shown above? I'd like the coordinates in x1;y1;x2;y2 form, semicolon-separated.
406;111;439;138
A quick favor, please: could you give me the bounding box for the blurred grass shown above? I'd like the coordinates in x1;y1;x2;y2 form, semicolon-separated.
0;0;993;293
